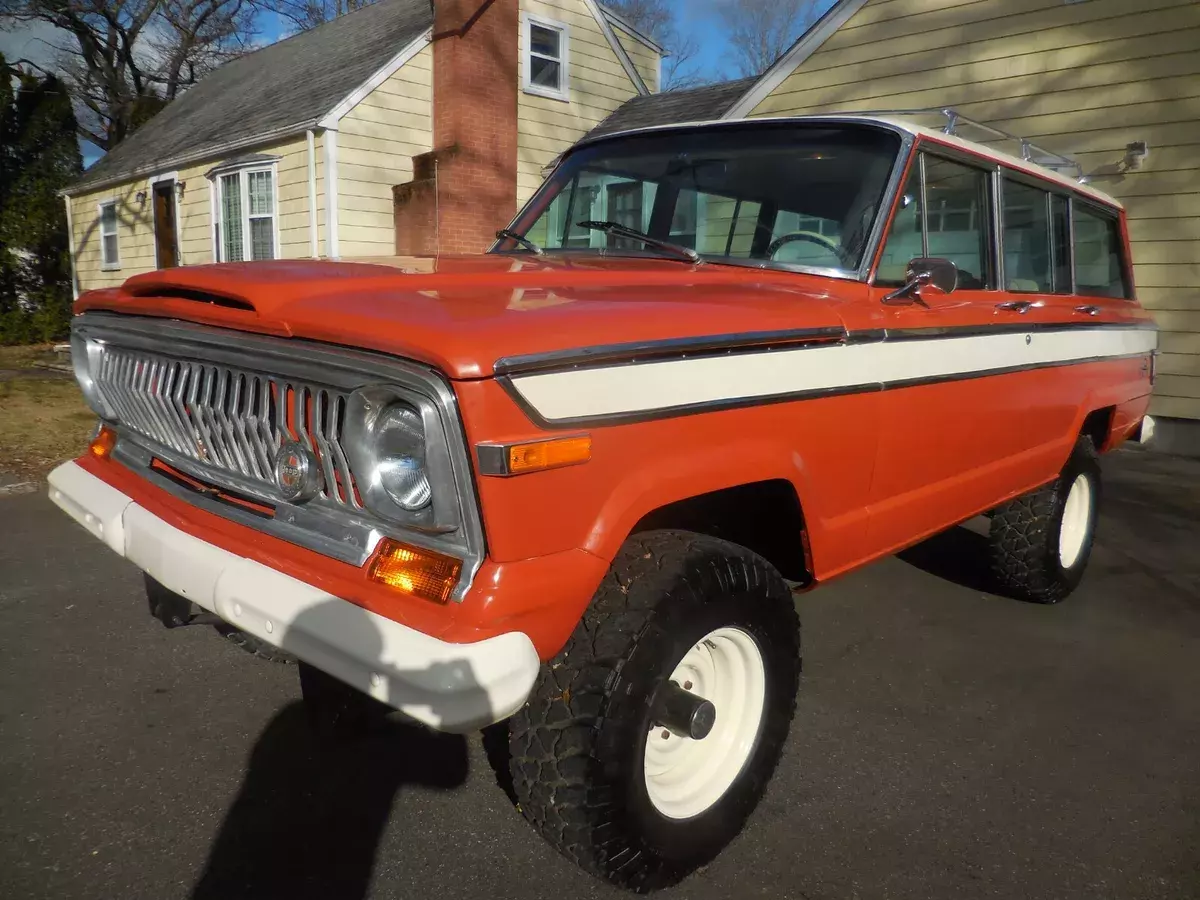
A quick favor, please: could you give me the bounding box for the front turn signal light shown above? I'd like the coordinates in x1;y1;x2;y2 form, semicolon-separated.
367;539;462;605
89;425;117;461
476;435;592;476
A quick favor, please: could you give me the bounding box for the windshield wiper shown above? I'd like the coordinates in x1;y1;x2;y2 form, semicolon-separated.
495;229;543;255
577;221;702;264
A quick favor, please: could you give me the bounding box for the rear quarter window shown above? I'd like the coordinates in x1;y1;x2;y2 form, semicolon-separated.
1073;204;1131;299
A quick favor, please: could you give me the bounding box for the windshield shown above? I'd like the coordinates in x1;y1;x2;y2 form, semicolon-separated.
497;123;902;273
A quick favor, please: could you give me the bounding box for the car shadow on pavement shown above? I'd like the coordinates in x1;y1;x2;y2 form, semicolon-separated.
896;521;1005;597
190;599;474;900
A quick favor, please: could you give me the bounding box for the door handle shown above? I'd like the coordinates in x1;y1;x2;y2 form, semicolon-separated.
995;300;1041;314
1074;305;1102;316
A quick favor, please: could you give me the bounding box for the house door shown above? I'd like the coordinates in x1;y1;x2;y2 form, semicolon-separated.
153;181;179;268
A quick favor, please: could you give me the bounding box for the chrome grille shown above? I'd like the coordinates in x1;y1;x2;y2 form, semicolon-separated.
95;345;360;509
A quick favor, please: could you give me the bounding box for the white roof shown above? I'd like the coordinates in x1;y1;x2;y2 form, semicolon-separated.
778;114;1120;209
579;113;1122;211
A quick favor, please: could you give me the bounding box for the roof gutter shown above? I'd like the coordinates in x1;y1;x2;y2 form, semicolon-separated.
582;0;649;96
62;120;319;197
599;8;666;55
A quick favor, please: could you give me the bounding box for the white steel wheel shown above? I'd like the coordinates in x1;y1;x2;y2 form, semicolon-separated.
1058;473;1094;569
643;626;767;820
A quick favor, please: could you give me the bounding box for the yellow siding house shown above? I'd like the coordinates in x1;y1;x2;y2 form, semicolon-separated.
715;0;1200;440
64;0;659;293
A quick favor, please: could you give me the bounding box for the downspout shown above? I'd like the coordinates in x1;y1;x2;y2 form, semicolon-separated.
323;128;340;259
63;195;79;300
306;130;319;258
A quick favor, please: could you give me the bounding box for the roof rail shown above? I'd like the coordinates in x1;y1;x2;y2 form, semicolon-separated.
860;107;1084;181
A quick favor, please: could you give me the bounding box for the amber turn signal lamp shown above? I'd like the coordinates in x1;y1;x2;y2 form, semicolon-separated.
367;539;462;605
476;435;592;477
89;426;117;461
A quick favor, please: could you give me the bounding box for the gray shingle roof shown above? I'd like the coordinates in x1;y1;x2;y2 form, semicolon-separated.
585;77;758;139
70;0;433;194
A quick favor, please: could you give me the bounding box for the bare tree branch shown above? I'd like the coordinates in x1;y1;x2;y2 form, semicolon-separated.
259;0;372;32
0;0;258;149
604;0;710;90
707;0;822;78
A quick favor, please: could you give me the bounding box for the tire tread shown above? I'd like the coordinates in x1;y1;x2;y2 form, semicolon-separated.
508;530;797;891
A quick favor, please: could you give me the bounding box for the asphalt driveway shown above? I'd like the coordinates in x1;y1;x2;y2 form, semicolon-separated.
1;448;1198;900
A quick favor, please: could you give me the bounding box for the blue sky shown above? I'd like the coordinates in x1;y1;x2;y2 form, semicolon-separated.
666;0;836;85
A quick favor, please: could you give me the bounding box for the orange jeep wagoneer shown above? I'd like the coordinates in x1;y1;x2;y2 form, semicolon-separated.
51;113;1156;890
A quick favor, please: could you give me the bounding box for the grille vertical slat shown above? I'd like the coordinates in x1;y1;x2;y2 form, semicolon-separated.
311;390;341;504
327;394;361;510
93;345;361;510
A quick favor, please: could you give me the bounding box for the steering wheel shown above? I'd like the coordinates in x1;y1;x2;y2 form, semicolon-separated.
767;231;842;262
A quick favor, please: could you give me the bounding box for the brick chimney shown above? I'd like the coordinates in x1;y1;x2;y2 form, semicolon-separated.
394;0;519;255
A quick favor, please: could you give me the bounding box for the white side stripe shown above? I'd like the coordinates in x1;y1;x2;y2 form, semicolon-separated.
509;327;1157;424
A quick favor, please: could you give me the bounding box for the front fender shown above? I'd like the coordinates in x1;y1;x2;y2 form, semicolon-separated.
456;378;879;577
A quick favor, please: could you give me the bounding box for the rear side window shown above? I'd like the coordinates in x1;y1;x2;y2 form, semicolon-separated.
1073;205;1130;298
1002;179;1052;293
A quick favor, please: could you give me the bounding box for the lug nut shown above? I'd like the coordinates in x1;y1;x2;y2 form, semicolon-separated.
683;680;693;690
661;729;670;740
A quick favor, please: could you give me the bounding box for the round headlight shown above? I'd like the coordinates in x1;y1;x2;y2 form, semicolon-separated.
375;403;431;510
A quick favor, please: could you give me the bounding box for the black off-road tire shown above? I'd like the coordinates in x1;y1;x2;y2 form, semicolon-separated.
507;530;801;892
214;624;297;664
988;435;1102;604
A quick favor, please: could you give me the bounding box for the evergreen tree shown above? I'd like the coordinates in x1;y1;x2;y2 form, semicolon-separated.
0;55;83;344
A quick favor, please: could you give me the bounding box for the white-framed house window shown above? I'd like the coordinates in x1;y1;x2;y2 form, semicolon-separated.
98;200;120;269
209;164;279;262
523;13;569;101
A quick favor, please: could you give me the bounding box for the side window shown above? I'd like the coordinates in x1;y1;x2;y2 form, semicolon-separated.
1002;178;1052;293
523;16;569;101
1073;205;1130;298
1051;194;1071;293
924;156;993;289
876;166;922;285
99;201;120;269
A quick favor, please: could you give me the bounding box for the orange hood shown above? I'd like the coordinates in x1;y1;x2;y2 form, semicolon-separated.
75;256;864;379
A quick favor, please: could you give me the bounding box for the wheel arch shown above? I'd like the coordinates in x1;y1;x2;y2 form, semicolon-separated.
630;480;812;583
1080;405;1116;452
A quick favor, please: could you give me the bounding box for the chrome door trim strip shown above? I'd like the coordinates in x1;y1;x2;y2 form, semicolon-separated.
494;326;848;376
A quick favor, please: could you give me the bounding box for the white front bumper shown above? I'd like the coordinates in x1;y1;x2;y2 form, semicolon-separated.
48;461;540;733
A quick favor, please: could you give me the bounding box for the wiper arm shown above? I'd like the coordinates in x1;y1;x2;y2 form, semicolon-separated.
495;229;544;255
577;220;702;264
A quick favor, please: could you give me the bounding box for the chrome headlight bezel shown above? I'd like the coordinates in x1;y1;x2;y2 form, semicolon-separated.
71;331;116;420
342;385;461;533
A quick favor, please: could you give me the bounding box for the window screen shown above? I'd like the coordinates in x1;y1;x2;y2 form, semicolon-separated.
526;19;566;97
220;173;243;262
99;202;119;267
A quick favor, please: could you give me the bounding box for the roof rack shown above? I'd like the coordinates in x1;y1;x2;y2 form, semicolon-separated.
860;107;1084;181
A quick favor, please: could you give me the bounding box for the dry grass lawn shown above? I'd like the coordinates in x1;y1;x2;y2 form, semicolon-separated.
0;346;93;478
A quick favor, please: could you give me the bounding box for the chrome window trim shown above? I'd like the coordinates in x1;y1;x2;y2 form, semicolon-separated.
73;313;486;601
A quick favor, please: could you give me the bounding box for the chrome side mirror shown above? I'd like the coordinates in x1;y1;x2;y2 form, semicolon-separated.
882;257;959;305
